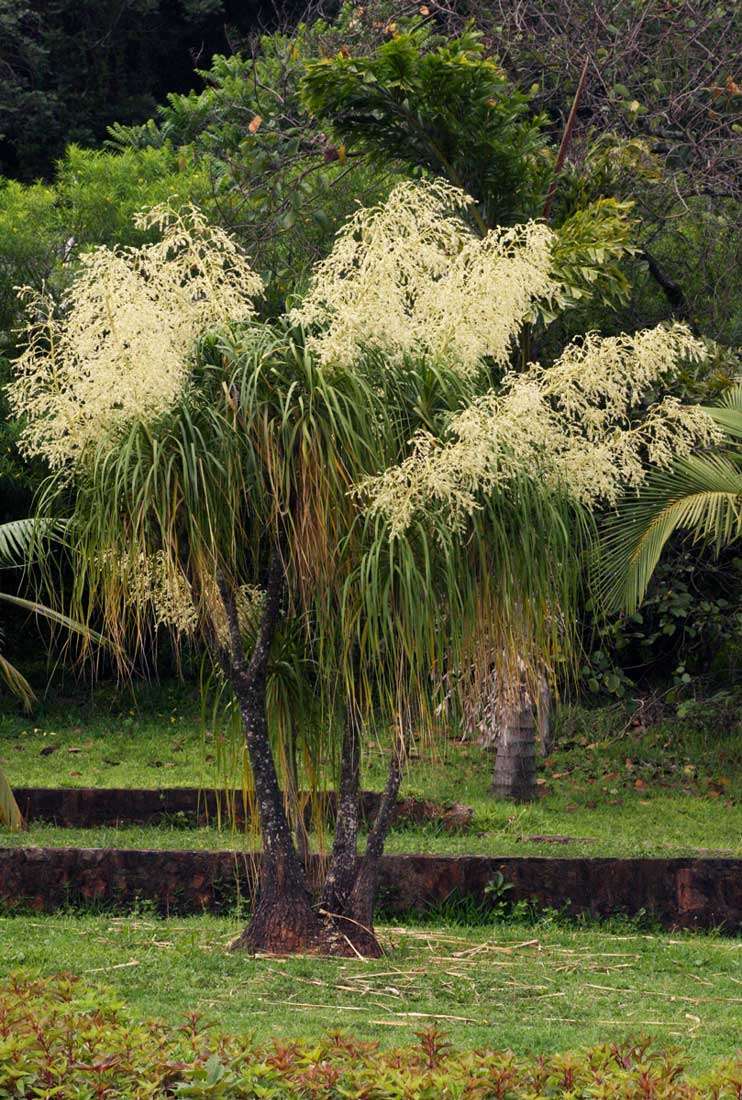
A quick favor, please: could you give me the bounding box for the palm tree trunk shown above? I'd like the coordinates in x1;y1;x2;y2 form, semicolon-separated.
491;678;537;802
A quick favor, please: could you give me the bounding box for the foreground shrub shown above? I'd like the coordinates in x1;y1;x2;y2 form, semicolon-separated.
0;974;739;1098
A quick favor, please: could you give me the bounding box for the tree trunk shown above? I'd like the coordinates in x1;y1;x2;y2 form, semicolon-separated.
536;674;553;757
283;717;311;868
642;250;690;320
320;707;362;917
219;557;354;956
491;679;537;802
216;562;406;957
317;720;406;958
343;735;404;951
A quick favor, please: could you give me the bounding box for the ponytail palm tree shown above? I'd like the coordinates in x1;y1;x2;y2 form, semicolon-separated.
600;384;742;613
8;187;720;954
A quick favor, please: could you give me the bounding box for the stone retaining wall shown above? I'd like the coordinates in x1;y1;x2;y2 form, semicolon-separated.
0;847;738;930
13;787;472;831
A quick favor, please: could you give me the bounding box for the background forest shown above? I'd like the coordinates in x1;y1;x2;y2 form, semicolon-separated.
2;0;739;708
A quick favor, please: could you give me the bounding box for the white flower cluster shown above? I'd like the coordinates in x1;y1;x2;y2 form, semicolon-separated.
101;546;266;643
8;205;262;469
102;549;199;636
363;325;720;534
213;583;266;650
291;179;557;376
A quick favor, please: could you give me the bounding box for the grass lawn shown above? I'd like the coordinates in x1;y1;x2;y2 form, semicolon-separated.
0;796;738;857
1;681;740;857
0;913;739;1072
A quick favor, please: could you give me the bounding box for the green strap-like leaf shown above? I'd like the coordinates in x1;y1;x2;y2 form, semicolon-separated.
0;762;24;831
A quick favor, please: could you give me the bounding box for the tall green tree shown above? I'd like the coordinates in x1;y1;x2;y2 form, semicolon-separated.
301;25;635;298
445;0;742;345
9;185;718;952
301;24;641;796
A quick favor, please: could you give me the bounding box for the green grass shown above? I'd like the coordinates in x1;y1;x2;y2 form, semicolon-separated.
0;913;738;1071
1;795;738;858
0;681;214;789
1;682;740;857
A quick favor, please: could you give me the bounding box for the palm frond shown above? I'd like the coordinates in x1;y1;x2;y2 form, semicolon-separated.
600;452;742;613
701;382;742;440
0;648;35;712
0;518;64;567
0;519;37;566
0;592;106;645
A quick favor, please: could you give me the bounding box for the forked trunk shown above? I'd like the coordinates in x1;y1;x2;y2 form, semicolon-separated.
220;557;352;956
346;741;403;937
319;720;405;958
218;560;404;958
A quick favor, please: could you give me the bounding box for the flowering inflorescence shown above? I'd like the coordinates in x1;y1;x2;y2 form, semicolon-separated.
100;546;265;642
361;325;719;535
291;178;557;376
7;187;721;586
7;204;262;469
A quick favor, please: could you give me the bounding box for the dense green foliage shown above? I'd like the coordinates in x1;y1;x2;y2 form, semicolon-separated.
440;0;742;349
0;0;286;181
581;549;741;696
0;0;739;706
108;11;399;297
1;972;739;1096
0;145;210;336
302;26;551;228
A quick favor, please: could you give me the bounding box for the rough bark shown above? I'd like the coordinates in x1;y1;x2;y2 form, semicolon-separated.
536;675;553;757
213;561;410;957
316;719;406;958
319;707;362;916
491;680;537;802
342;738;405;954
283;718;311;868
219;556;353;956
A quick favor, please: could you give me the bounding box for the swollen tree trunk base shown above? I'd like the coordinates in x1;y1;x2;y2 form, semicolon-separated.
230;888;383;958
228;855;383;958
229;895;327;955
